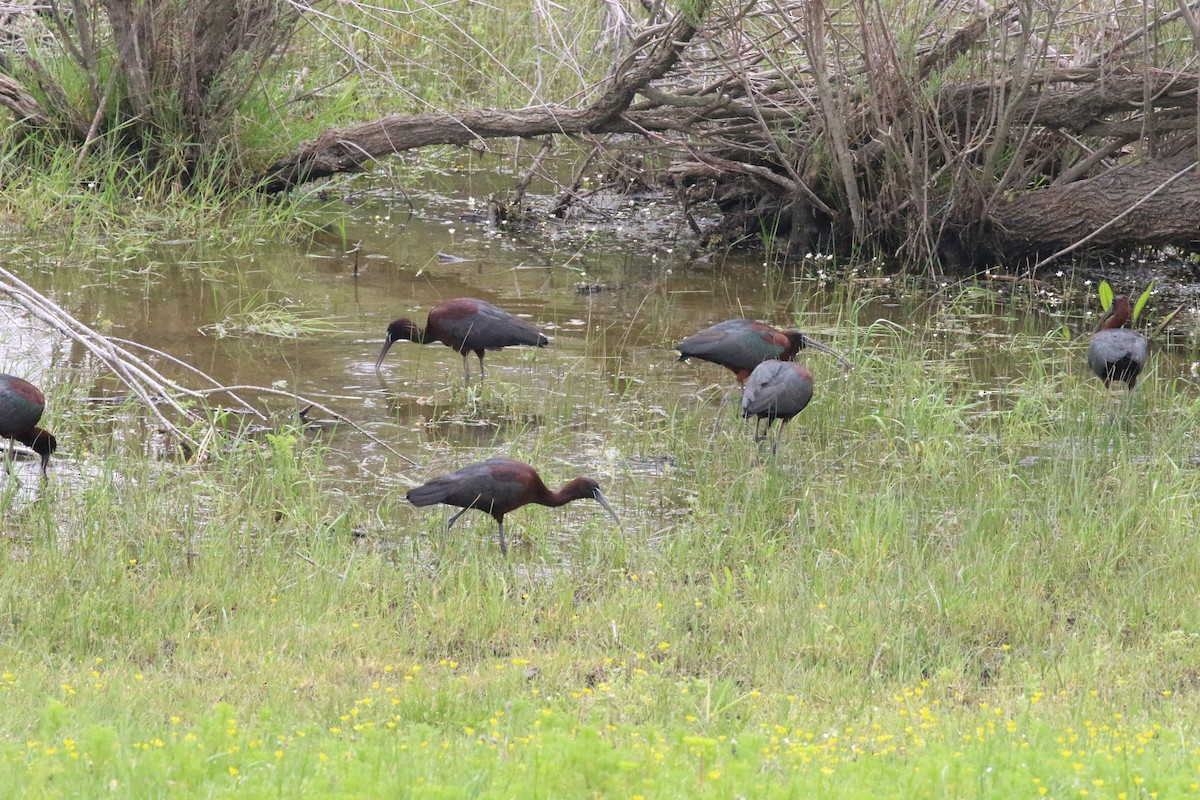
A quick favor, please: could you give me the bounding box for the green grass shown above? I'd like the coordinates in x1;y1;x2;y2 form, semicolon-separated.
0;0;618;246
200;293;344;340
0;136;330;249
1;286;1199;796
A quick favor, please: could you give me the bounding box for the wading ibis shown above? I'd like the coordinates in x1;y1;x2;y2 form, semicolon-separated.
406;457;620;556
1088;294;1148;389
0;374;57;475
741;359;813;455
676;319;848;386
375;298;548;382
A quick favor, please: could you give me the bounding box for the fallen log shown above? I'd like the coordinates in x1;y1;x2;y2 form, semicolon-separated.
990;159;1200;265
256;12;703;194
250;0;1200;270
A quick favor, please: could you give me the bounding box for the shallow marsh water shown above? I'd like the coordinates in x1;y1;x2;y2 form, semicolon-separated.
3;169;1196;551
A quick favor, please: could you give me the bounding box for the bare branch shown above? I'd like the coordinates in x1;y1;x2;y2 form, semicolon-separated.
256;7;705;192
0;266;420;469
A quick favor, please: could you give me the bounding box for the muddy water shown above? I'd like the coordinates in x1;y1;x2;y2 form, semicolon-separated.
3;173;1191;515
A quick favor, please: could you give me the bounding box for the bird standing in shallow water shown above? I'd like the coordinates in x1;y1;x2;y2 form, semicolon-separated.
406;457;620;556
1088;294;1148;390
741;360;813;456
0;374;57;475
676;319;848;386
375;298;548;382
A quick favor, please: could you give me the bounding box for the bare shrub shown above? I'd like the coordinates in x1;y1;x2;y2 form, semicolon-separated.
2;0;299;177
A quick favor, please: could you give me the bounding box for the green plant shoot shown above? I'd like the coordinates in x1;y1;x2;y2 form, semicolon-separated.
1133;283;1152;322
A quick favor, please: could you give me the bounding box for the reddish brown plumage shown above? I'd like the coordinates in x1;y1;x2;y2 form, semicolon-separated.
407;458;619;555
375;298;549;381
676;319;848;385
0;374;57;475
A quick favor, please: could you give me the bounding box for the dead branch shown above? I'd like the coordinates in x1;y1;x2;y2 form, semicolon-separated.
0;266;421;469
504;136;555;219
255;7;705;193
1027;158;1198;271
0;72;52;128
550;143;602;218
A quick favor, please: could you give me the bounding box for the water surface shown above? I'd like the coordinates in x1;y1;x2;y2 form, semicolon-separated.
3;171;1190;527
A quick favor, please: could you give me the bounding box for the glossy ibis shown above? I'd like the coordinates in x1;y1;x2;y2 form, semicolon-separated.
406;457;620;556
375;298;549;382
676;319;848;386
0;374;57;475
741;360;813;455
1088;294;1148;389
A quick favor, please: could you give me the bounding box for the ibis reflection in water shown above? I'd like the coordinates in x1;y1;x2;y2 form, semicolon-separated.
0;374;57;476
406;457;620;556
375;297;549;382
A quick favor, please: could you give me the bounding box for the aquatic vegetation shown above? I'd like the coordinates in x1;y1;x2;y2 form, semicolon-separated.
201;297;343;340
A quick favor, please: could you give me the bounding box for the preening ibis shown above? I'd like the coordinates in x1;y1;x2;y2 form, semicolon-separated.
676;319;848;386
406;457;620;556
1088;294;1148;389
375;298;549;381
0;374;57;475
741;359;813;455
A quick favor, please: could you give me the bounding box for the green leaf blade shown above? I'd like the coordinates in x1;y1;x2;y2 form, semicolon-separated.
1133;283;1153;322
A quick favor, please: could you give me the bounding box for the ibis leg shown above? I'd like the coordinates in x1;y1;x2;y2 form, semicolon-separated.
711;384;739;433
497;520;507;557
2;440;11;475
447;507;470;531
440;507;471;554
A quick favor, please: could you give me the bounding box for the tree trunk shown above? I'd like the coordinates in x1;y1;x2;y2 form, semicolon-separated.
989;160;1200;264
247;1;1200;270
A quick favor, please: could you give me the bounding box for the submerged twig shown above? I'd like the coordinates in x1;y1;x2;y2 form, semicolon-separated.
192;385;420;467
1;265;204;446
0;266;421;469
109;337;267;420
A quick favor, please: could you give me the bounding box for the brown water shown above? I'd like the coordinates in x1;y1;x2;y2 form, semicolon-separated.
3;173;1190;514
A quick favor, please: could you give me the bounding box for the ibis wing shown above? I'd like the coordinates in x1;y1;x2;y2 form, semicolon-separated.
0;376;45;437
677;320;783;371
1093;329;1147;365
742;361;813;418
1088;329;1148;383
406;458;530;513
449;301;548;351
